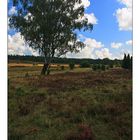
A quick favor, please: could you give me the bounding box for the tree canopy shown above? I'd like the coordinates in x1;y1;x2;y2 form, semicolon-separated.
122;53;132;70
9;0;93;74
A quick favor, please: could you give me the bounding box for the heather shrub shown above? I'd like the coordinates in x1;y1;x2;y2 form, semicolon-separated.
69;62;75;70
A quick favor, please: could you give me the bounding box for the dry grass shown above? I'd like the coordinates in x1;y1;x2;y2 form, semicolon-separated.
8;63;80;68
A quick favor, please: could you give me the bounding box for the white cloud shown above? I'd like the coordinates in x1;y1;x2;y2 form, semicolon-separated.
95;48;112;59
126;40;132;46
84;38;104;49
76;13;98;25
9;6;17;15
66;37;104;59
8;33;115;60
121;48;132;56
112;54;124;60
118;0;132;8
74;0;97;25
111;42;123;49
82;0;90;8
115;8;132;31
66;45;94;59
8;33;39;56
85;13;98;24
115;0;132;31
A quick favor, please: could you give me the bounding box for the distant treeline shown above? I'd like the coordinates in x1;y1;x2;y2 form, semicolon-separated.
8;55;122;66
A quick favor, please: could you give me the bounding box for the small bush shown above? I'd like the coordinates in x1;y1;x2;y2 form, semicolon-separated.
15;87;25;96
92;64;107;71
101;64;106;71
106;65;109;70
92;65;97;71
25;72;29;77
61;65;65;70
97;64;101;70
109;64;114;68
69;62;75;70
80;61;90;68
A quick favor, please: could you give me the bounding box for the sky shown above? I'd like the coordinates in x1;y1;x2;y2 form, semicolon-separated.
8;0;132;59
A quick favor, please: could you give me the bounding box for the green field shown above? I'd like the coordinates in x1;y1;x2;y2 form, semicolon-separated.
8;64;132;140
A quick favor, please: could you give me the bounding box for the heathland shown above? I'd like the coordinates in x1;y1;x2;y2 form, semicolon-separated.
8;58;132;140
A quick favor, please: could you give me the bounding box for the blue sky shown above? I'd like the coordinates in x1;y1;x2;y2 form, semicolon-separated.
83;0;132;43
8;0;132;59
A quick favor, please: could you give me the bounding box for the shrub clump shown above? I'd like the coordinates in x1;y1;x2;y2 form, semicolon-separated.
109;64;114;68
61;65;65;70
69;62;75;70
101;64;106;71
92;64;106;71
25;72;29;77
92;64;98;71
106;65;109;70
80;61;90;68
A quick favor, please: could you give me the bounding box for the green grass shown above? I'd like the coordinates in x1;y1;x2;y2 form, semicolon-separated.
8;65;132;140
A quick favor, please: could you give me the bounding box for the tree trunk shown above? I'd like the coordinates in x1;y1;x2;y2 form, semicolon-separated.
41;63;49;75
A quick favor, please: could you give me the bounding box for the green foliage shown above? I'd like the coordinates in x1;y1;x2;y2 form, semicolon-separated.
109;64;114;68
25;72;29;77
80;61;90;68
61;65;64;70
92;64;108;71
69;62;75;70
122;54;126;68
130;56;132;70
101;64;106;71
8;55;122;67
92;64;97;71
97;64;101;70
15;87;25;96
122;54;132;70
10;0;93;74
106;65;109;70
